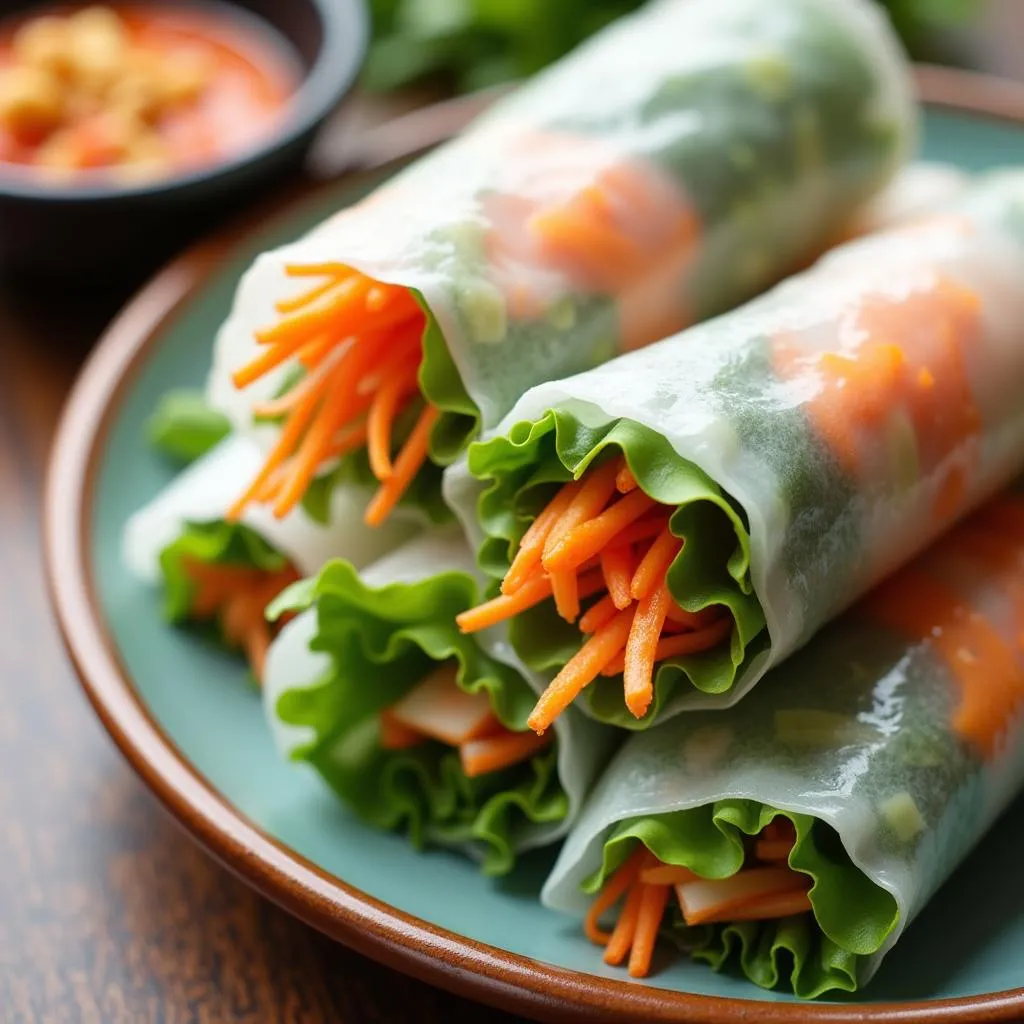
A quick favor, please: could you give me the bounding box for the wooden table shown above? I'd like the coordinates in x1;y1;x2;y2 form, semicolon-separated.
8;5;1024;1016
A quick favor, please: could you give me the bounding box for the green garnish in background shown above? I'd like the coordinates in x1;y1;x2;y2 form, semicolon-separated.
363;0;978;94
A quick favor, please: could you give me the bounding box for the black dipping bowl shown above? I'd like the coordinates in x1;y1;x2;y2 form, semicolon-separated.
0;0;368;279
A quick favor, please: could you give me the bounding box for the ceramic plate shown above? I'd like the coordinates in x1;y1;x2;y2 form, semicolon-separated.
46;68;1024;1024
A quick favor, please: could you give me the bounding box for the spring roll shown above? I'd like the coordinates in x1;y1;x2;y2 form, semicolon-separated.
124;435;417;679
841;160;969;238
446;172;1024;731
263;529;615;875
540;486;1024;996
207;0;913;533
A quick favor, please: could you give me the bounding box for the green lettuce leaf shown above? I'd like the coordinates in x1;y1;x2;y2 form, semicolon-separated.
159;520;289;622
147;390;232;465
583;800;899;998
268;559;569;874
468;410;768;728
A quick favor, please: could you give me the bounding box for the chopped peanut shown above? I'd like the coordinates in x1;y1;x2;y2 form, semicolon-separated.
11;16;73;77
0;65;64;141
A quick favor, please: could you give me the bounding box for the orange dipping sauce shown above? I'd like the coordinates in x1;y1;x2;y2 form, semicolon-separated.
0;3;300;182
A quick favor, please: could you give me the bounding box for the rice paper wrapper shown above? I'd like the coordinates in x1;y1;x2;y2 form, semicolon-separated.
446;171;1024;722
542;487;1024;989
843;161;970;238
123;435;418;582
264;528;616;868
208;0;913;459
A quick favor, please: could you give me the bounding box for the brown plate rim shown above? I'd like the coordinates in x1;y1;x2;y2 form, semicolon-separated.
44;65;1024;1024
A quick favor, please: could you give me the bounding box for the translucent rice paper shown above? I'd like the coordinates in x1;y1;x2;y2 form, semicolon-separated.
123;435;417;582
542;488;1024;986
207;0;913;444
446;171;1024;717
263;528;615;858
844;161;970;237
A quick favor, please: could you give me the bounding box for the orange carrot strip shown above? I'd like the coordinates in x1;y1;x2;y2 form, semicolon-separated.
550;570;581;623
527;607;635;734
297;332;338;368
601;616;733;677
275;276;342;315
459;729;552;778
271;359;370;518
456;568;605;634
579;594;620;635
284;262;351;277
364;404;440;527
226;373;328;520
583;846;648;946
630;527;682;601
503;482;581;595
601;545;635;610
542;458;622;561
616;464;638;493
640;864;698;886
628;884;670;978
379;709;428;750
251;350;339;419
614;512;672;548
623;582;672;719
754;839;795;862
603;879;645;966
367;363;419;481
544;489;657;573
251;274;373;349
715;889;813;923
322;422;370;461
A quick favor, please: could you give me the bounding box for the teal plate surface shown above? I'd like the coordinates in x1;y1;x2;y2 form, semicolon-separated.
48;85;1024;1022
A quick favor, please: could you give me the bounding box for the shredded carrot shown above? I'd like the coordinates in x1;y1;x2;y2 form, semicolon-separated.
229;264;437;527
527;607;635;734
183;560;298;682
631;527;682;601
629;883;670;978
251;275;376;351
457;568;605;634
364;404;439;527
583;846;648;945
601;616;733;677
459;729;552;777
275;276;341;315
613;512;672;548
623;582;672;719
602;879;645;966
550;570;581;622
640;864;697;886
754;839;794;862
542;458;622;562
284;261;350;277
601;545;636;610
367;362;419;480
503;482;581;595
579;594;621;635
616;464;638;493
543;488;656;573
